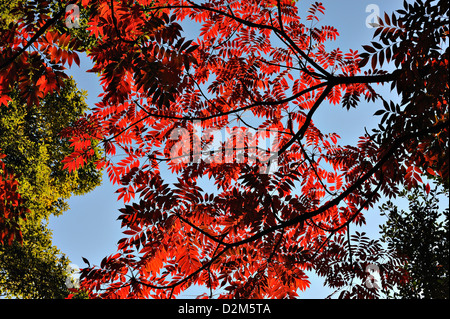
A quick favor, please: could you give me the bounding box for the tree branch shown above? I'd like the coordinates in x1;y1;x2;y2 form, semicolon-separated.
0;9;65;71
230;119;449;248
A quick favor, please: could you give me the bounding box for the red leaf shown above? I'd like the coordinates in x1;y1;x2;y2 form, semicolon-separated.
425;183;431;195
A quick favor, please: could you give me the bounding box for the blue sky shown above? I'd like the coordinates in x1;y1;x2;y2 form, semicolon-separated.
48;0;410;298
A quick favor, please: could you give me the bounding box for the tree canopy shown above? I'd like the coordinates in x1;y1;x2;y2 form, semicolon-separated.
0;77;102;298
379;179;449;299
0;0;448;299
0;0;103;298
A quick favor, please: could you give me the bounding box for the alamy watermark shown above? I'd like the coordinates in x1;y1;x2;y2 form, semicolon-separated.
65;4;80;29
168;122;280;174
366;4;381;28
65;263;81;289
364;263;381;289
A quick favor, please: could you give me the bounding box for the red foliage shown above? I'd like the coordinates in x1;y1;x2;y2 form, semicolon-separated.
0;153;28;245
1;0;447;298
0;1;82;107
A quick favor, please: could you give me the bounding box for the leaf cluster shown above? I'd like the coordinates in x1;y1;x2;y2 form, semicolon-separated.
362;0;449;189
379;181;449;299
0;77;102;298
1;0;448;299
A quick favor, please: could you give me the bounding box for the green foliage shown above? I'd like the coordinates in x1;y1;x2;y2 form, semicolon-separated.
379;181;449;299
0;0;20;27
0;220;70;298
0;77;102;298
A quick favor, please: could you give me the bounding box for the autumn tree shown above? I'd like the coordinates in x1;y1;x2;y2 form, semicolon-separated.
1;0;448;299
65;0;446;299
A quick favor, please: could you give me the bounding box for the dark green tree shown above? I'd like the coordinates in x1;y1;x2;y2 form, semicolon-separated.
379;181;449;299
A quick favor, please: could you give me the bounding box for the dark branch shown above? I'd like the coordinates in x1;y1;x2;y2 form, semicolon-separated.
230;119;449;248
